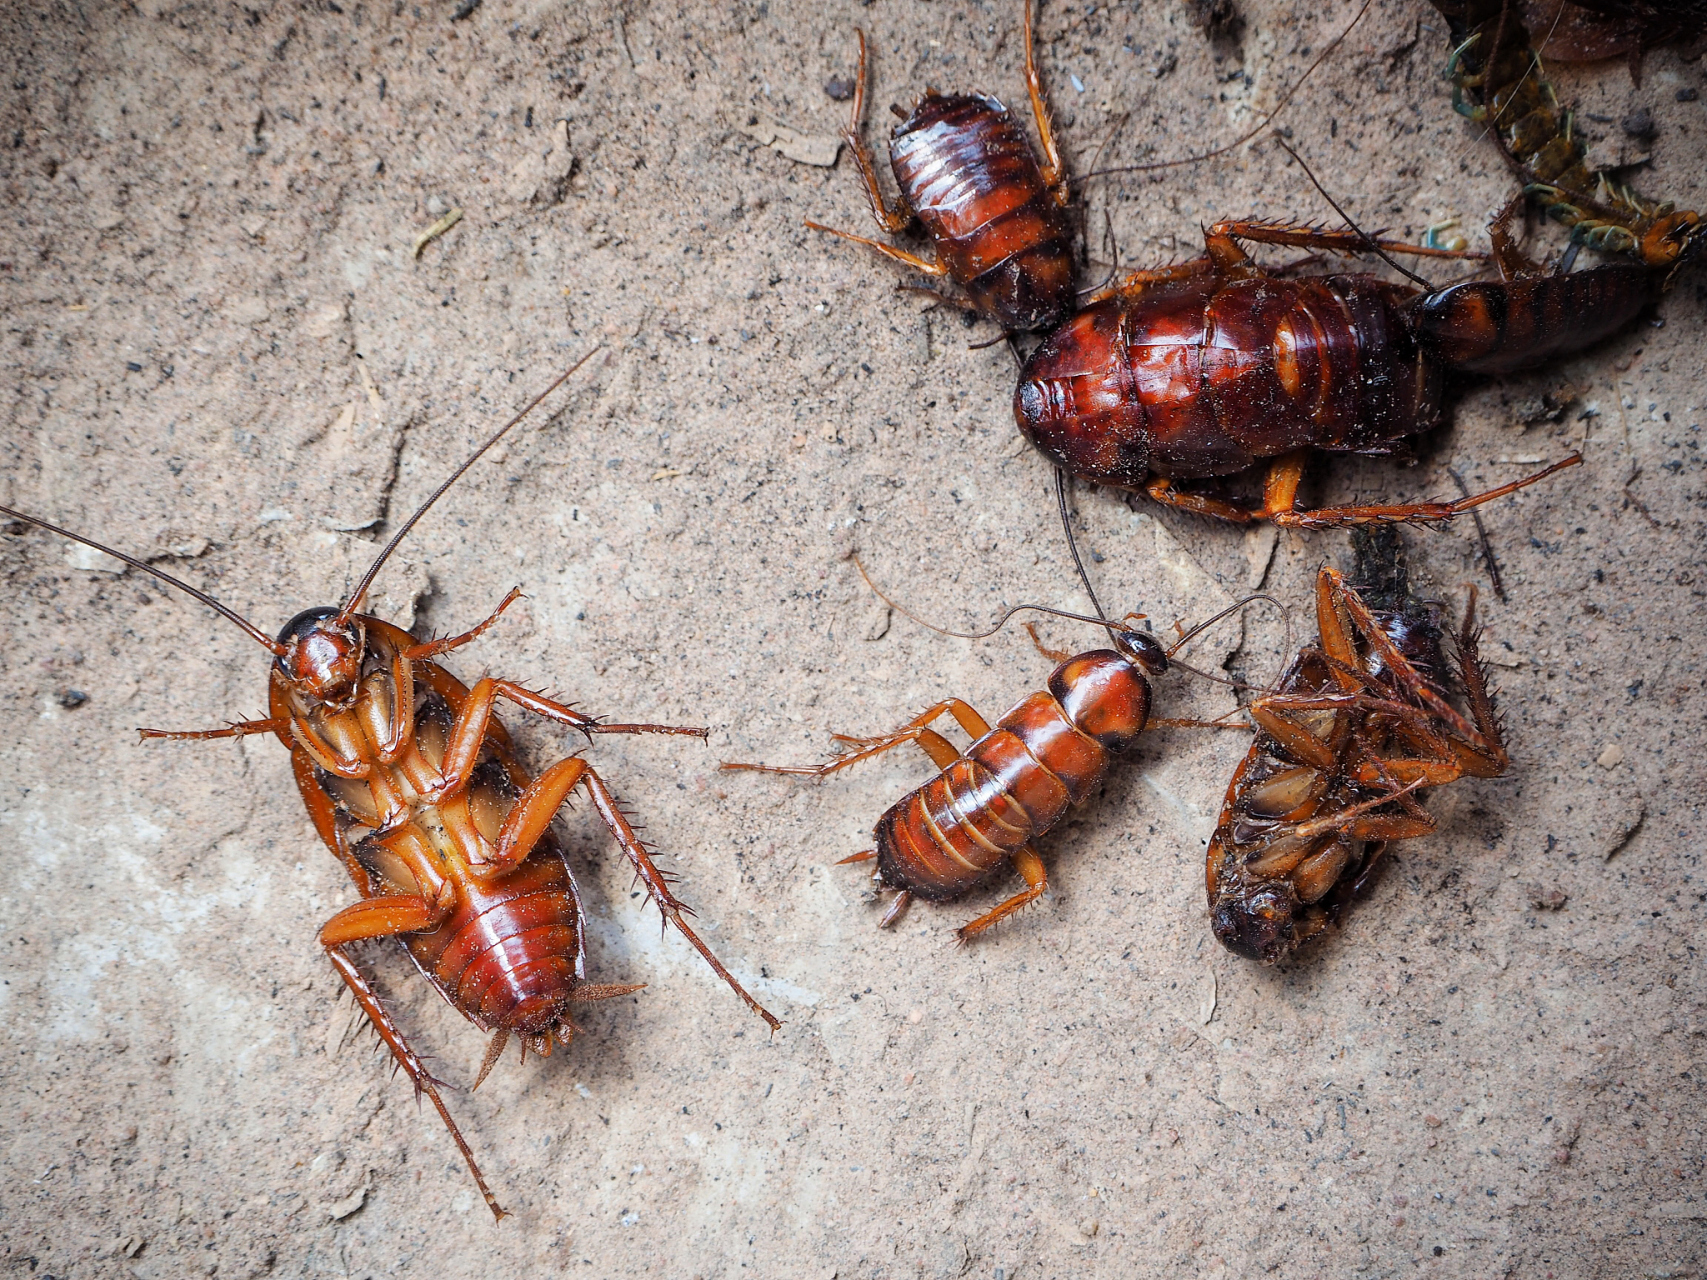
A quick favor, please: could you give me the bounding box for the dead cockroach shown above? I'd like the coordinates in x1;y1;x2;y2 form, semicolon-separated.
723;480;1258;938
1206;526;1506;964
1432;0;1702;265
1012;205;1631;527
0;352;779;1221
807;0;1369;336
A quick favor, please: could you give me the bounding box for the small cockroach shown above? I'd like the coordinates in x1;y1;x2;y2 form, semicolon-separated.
723;481;1257;938
807;1;1372;336
0;352;779;1220
1206;527;1507;963
808;0;1077;334
1013;207;1618;527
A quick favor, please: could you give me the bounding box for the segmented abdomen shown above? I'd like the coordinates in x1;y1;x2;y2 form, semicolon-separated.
875;651;1150;899
890;92;1075;332
1014;277;1441;484
404;849;585;1035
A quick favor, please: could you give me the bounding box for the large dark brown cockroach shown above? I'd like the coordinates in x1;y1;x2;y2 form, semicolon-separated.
1206;527;1507;964
0;353;779;1221
809;0;1077;334
1432;0;1703;265
722;492;1257;939
1013;212;1623;527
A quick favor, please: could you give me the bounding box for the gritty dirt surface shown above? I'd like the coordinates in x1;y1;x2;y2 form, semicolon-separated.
1;1;1703;1276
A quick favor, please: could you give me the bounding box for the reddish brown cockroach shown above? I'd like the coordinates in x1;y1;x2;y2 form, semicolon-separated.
809;0;1077;334
1206;527;1507;964
1013;209;1625;527
723;501;1255;939
808;1;1369;335
0;352;779;1220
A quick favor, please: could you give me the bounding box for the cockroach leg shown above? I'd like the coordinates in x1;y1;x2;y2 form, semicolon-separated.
318;893;449;947
1022;0;1068;204
836;850;879;865
324;946;507;1221
1023;621;1074;664
840;29;914;236
724;699;990;778
569;982;647;1002
137;716;292;742
955;845;1049;942
578;769;782;1034
403;587;525;661
805;220;948;276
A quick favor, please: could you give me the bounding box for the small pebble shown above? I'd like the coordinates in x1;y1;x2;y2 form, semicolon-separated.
824;75;856;101
1530;887;1568;912
1596;743;1624;769
57;689;88;709
1679;87;1700;103
1620;107;1656;140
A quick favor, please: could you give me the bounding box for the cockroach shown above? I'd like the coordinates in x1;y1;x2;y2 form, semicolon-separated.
0;353;779;1221
1431;0;1702;265
808;0;1077;334
1206;526;1506;964
807;1;1371;335
1013;209;1625;527
722;481;1257;938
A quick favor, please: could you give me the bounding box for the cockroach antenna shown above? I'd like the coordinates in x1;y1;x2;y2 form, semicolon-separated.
337;345;601;625
0;505;289;656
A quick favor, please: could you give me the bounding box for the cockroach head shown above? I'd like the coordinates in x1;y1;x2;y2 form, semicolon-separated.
1113;626;1169;678
276;606;366;707
1211;885;1298;966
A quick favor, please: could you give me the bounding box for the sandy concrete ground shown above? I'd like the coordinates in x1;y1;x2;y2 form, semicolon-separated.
1;1;1703;1276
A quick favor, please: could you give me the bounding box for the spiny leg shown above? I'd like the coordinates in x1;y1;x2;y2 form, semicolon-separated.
1265;454;1582;531
138;716;291;742
402;587;525;661
1207;219;1491;262
804;220;949;277
955;844;1048;942
1023;0;1068;205
842;29;912;235
322;937;504;1221
577;767;782;1033
425;676;705;803
879;890;914;929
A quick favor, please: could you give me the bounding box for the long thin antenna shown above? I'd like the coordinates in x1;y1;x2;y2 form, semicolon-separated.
0;504;286;655
1071;0;1372;185
1277;141;1432;288
852;555;1111;641
1055;469;1115;640
337;347;601;625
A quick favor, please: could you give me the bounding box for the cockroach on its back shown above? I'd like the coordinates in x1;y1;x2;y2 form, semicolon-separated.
1013;204;1637;528
809;0;1077;334
0;352;780;1221
1206;527;1508;964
